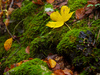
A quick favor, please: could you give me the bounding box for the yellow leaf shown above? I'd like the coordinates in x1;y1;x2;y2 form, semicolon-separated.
48;59;56;68
51;73;56;75
46;6;74;28
4;38;13;51
46;21;64;28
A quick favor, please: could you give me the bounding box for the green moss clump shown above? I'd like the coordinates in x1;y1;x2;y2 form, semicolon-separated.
4;58;52;75
11;2;38;21
57;29;87;54
68;0;88;11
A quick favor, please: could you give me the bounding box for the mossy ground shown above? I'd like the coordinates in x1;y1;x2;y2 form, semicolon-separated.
0;0;100;74
4;58;52;75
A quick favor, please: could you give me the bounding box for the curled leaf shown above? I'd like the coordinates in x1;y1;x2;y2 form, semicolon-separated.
4;38;13;51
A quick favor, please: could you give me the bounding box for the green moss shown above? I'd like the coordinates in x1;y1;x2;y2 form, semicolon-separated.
11;2;38;21
68;0;88;11
57;29;88;54
4;58;52;75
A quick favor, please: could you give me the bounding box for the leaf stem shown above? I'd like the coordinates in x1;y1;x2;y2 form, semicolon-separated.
64;23;71;30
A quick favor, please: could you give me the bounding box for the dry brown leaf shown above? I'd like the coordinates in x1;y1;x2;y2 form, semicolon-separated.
48;59;56;68
54;69;65;75
23;60;29;63
32;0;44;5
46;0;54;4
4;67;10;72
7;8;14;16
25;46;30;54
15;2;22;8
63;68;73;75
75;8;85;19
4;38;13;51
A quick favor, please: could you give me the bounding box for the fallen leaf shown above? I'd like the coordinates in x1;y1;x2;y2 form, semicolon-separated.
4;38;13;51
52;63;61;71
51;73;56;75
48;59;56;68
32;0;44;5
16;61;23;66
4;67;10;72
14;2;22;8
23;60;29;63
6;8;14;16
25;46;30;54
4;19;9;26
46;0;54;4
29;58;33;60
63;68;73;75
46;11;54;16
54;69;65;75
75;8;85;19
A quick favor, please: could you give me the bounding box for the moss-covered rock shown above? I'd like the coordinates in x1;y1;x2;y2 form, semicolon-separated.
4;58;52;75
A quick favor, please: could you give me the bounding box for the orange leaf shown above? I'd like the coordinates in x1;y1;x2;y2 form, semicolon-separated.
32;0;44;5
4;38;13;51
75;8;85;19
46;0;54;4
25;46;30;54
48;59;56;68
54;69;65;75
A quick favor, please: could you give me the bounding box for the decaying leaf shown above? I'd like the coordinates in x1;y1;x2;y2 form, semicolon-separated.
4;38;13;51
54;69;65;75
48;59;56;68
6;8;14;16
4;67;10;72
75;8;85;19
63;68;73;75
25;46;30;54
32;0;44;5
14;2;22;8
46;0;54;4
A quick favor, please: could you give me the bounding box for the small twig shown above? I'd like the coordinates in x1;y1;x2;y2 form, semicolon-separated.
64;23;72;30
6;26;13;38
97;29;100;40
13;17;27;35
10;0;14;8
8;45;21;60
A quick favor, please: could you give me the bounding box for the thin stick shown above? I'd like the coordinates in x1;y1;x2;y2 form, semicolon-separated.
13;17;27;35
10;0;14;8
64;23;71;30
